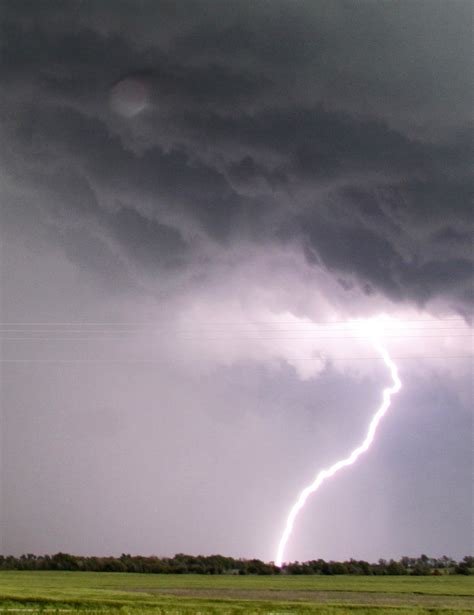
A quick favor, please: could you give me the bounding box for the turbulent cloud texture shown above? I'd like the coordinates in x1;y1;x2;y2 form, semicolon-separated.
1;0;472;312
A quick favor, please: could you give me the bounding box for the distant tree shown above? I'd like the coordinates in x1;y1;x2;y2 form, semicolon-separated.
386;559;406;575
51;552;79;571
0;552;471;575
455;557;473;575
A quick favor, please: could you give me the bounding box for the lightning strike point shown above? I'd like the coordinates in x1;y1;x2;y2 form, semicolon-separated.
275;332;401;568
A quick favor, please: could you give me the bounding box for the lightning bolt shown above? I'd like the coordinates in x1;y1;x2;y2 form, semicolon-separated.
275;333;402;568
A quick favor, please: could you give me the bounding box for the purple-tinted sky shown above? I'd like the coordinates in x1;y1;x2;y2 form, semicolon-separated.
0;0;472;563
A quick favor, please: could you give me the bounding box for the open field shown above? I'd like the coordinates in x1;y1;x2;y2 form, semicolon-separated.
0;571;472;614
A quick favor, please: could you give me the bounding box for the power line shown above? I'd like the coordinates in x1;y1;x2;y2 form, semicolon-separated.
0;334;471;341
0;356;472;363
0;326;469;333
0;318;468;326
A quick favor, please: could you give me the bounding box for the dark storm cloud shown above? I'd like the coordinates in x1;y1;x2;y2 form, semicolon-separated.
0;0;472;311
56;227;134;289
106;206;187;270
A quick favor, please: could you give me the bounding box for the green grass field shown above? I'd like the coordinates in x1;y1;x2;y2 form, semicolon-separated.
0;571;472;614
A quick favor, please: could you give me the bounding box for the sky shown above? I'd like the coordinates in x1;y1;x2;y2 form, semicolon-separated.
0;0;472;563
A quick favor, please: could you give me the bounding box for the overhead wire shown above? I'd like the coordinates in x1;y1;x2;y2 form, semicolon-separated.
0;320;471;361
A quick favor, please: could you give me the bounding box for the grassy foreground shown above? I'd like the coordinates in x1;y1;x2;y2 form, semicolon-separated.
0;571;472;614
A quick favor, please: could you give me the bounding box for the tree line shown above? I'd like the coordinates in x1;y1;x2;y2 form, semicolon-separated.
0;553;472;575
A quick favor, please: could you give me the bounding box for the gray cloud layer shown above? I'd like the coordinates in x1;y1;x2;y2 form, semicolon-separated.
1;0;472;313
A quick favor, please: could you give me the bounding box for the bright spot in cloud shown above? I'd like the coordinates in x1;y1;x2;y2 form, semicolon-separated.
110;77;150;117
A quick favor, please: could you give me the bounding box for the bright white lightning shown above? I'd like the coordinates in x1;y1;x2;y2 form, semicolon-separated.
275;332;402;568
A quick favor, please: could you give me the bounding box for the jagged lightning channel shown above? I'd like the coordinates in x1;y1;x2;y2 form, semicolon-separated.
275;335;402;568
